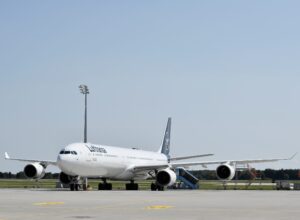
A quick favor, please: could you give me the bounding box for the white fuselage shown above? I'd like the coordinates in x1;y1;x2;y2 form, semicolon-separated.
57;143;168;180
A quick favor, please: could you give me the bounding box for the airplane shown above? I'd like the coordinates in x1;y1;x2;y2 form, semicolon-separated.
4;117;297;191
3;85;296;191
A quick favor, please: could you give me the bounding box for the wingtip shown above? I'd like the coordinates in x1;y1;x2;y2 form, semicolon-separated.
289;152;297;160
4;152;10;160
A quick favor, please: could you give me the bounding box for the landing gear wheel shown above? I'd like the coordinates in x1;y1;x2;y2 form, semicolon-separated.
157;185;164;191
106;183;112;190
151;183;157;191
126;183;139;190
70;183;75;191
98;183;104;190
98;183;112;190
150;183;164;191
70;183;80;191
75;184;80;191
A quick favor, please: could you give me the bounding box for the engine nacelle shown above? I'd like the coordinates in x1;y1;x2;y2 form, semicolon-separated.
216;164;236;181
59;172;72;185
23;163;45;179
156;168;177;187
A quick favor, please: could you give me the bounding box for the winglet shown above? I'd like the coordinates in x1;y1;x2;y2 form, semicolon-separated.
289;152;297;160
4;152;10;160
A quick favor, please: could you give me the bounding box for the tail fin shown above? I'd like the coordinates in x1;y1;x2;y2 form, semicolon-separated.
158;117;171;157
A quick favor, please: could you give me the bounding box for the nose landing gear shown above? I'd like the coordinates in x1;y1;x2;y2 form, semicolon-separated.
68;176;81;191
70;183;81;191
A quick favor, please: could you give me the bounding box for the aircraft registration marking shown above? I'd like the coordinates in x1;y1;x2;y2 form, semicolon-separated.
145;205;173;210
33;202;65;206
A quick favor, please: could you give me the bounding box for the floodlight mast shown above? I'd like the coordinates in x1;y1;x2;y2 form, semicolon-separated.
79;85;89;143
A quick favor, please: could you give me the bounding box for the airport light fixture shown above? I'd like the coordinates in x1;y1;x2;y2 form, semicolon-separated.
79;84;89;143
79;84;89;95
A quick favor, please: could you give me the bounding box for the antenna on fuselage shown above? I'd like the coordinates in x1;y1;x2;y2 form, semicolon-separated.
79;84;89;143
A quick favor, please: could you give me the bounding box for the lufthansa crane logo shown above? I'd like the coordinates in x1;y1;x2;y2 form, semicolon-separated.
86;145;107;153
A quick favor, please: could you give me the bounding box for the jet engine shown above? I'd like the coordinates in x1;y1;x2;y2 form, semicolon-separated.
156;168;177;186
59;172;73;184
23;163;45;179
216;164;235;181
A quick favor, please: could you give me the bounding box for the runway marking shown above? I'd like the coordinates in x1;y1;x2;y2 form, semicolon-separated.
33;202;65;206
145;205;173;210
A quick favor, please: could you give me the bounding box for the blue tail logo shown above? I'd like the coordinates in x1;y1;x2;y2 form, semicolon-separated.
161;117;171;157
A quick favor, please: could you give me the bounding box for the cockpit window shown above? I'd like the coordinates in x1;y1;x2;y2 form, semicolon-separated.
60;150;77;155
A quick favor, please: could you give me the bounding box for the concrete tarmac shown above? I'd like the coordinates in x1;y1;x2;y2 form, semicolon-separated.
0;189;299;220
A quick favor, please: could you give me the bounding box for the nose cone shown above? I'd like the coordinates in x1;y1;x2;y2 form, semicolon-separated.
57;154;78;175
57;154;73;171
57;154;65;169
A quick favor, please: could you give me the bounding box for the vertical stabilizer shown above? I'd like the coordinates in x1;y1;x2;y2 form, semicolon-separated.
159;117;171;157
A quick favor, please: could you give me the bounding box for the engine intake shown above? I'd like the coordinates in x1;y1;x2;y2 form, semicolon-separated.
23;163;45;179
216;164;235;181
59;172;72;185
156;168;177;187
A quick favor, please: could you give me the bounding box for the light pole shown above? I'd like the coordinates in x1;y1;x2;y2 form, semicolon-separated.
79;84;89;143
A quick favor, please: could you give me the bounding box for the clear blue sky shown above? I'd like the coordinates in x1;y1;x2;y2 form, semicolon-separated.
1;1;299;172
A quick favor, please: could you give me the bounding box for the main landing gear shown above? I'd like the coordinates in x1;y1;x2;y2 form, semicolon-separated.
151;183;164;191
98;178;112;190
126;180;139;190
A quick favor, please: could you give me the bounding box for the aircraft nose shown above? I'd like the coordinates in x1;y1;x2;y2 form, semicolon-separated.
57;154;64;166
57;154;72;171
57;154;70;161
57;154;71;165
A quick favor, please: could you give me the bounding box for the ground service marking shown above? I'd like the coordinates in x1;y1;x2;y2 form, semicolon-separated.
33;202;65;206
145;205;173;210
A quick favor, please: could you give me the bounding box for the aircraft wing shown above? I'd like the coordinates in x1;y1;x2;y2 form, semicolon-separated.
131;153;214;172
170;153;297;168
130;164;170;173
4;152;57;167
169;154;214;161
